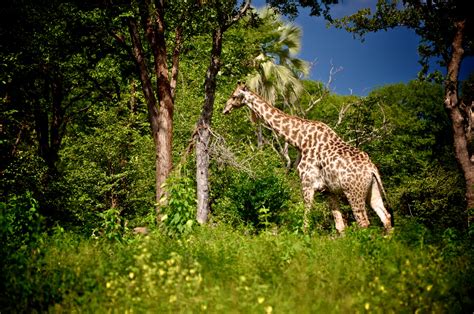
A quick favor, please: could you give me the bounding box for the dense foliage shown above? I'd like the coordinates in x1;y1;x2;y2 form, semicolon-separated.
1;0;473;311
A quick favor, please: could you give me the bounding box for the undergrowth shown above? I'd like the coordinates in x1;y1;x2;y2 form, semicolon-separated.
1;220;473;313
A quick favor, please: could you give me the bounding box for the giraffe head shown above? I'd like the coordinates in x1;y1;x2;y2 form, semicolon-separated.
223;81;247;114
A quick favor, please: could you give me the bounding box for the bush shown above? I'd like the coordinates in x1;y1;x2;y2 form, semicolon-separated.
395;166;466;230
104;238;203;310
160;170;197;236
0;192;45;310
211;156;293;230
0;192;44;250
60;105;155;233
92;207;128;241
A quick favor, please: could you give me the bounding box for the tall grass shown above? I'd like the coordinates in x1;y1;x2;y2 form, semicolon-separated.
2;221;473;312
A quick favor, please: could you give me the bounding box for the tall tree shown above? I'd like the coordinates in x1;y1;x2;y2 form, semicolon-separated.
105;1;201;214
195;0;251;224
0;0;118;198
0;0;110;173
331;0;474;224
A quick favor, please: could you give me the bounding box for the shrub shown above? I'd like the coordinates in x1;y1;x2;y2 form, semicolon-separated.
0;192;44;250
92;207;128;241
212;167;292;230
104;237;204;311
160;170;197;236
1;223;473;312
395;166;466;230
0;192;45;310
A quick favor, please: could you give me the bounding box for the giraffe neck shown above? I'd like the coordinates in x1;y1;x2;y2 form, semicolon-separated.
242;90;306;148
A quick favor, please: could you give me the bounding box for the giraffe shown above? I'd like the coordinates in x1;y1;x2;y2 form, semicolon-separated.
223;82;392;233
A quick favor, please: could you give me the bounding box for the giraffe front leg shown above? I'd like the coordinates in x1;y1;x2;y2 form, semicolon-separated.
328;194;346;233
302;181;315;234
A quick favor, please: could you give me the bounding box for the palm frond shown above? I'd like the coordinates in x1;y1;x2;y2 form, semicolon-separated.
247;6;308;105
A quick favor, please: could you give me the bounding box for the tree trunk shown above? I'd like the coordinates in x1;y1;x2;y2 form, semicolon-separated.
153;1;175;208
127;19;164;209
128;5;179;213
34;69;65;173
196;27;223;224
196;125;212;224
156;95;173;205
444;19;473;224
195;1;250;224
49;73;64;170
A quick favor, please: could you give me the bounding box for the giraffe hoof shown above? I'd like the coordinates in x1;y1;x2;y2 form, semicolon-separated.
384;226;394;235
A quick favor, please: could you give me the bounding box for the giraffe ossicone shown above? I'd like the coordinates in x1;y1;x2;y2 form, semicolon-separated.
223;82;392;233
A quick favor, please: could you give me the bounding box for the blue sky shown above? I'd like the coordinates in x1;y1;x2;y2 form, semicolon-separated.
253;0;474;96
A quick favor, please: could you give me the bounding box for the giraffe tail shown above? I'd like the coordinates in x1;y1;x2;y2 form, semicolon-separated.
372;171;394;227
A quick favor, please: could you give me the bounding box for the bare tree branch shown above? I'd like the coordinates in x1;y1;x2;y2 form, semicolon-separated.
326;59;343;90
226;0;251;29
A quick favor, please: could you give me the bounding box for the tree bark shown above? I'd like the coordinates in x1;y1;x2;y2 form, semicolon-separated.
128;19;163;208
34;68;66;173
49;73;64;170
444;19;473;224
196;27;223;224
152;1;175;208
128;0;181;213
195;1;250;224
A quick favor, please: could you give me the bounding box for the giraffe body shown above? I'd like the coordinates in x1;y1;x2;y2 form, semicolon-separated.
223;82;392;232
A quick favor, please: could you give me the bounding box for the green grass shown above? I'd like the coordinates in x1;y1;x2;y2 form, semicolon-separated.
2;222;473;313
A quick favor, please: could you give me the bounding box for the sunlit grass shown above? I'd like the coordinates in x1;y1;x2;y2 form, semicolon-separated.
3;222;473;312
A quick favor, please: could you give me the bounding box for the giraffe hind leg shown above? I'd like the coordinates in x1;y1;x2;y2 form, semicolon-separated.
369;180;392;230
346;193;370;228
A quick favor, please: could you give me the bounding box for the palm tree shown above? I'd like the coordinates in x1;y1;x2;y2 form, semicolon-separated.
246;7;309;108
